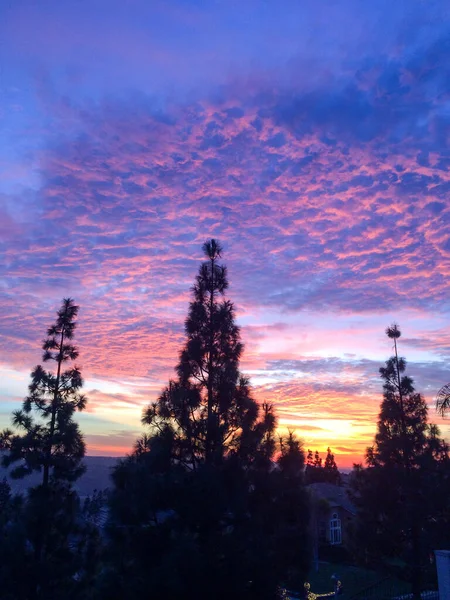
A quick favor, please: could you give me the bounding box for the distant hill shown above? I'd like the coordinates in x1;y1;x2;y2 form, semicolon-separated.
0;456;120;499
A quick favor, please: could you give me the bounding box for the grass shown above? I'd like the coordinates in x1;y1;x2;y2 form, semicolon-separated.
305;562;411;598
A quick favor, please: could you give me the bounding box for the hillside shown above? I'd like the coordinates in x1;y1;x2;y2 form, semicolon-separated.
0;455;119;499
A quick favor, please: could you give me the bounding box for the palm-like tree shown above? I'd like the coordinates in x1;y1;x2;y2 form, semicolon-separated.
436;383;450;417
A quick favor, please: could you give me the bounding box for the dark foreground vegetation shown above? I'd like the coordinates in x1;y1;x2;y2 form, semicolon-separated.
1;240;449;600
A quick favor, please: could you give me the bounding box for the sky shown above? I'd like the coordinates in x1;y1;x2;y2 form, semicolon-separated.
1;0;450;467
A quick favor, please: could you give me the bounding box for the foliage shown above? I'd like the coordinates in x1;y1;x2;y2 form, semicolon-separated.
349;324;450;600
0;298;86;485
314;450;322;468
323;448;341;485
436;382;450;418
0;482;30;600
305;447;341;484
141;239;272;468
0;299;91;599
102;241;311;599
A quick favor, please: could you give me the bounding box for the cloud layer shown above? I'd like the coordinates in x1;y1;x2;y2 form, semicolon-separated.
1;0;450;466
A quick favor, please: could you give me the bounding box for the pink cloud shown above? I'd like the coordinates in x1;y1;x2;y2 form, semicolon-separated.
2;18;450;464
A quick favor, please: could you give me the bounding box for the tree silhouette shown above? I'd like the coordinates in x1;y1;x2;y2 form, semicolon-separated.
436;382;450;418
0;479;30;600
0;298;88;599
313;450;322;468
141;239;266;467
103;241;310;600
305;448;341;484
305;449;324;483
350;324;449;600
323;447;341;485
1;298;86;485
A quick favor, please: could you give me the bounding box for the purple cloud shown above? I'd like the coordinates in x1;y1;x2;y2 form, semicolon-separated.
1;0;450;464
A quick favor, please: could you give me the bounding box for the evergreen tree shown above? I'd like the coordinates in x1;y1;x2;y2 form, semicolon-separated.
305;449;323;484
313;450;322;468
0;478;10;512
436;382;450;417
0;479;30;600
1;298;86;484
103;241;310;600
141;239;265;468
323;447;341;485
350;325;449;600
0;298;88;599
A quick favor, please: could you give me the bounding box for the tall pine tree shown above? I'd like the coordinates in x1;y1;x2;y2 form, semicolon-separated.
313;450;322;468
0;298;88;599
350;325;449;599
1;298;86;484
103;241;310;600
323;447;341;485
141;239;265;467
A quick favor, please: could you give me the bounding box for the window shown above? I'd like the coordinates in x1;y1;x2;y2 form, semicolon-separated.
330;513;342;545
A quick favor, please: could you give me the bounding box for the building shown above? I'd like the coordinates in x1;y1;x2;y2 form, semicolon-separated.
309;482;356;548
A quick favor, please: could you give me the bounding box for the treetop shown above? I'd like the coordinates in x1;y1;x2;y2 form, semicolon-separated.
386;323;401;339
202;238;223;260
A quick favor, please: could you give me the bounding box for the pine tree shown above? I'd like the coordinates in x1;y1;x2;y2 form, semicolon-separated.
313;450;322;468
1;298;86;485
0;478;10;511
0;479;29;600
323;447;341;485
350;324;449;599
305;449;323;484
141;239;272;467
104;241;310;600
436;383;450;417
0;298;88;599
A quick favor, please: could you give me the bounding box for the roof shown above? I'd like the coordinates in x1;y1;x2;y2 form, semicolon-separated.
308;482;356;515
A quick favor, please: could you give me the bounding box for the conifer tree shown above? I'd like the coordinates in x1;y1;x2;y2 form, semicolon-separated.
0;298;88;599
436;383;450;417
104;241;310;600
1;298;86;485
305;449;324;484
350;325;449;600
0;479;29;600
313;450;322;468
323;447;341;485
141;239;272;467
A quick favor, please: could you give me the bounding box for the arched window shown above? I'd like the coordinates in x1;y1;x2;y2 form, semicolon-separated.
330;512;342;545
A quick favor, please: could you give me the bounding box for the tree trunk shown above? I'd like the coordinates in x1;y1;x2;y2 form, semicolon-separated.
206;256;214;464
42;315;65;489
393;337;408;465
411;519;422;600
37;306;67;597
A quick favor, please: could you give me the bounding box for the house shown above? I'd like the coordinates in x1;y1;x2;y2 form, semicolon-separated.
308;482;356;548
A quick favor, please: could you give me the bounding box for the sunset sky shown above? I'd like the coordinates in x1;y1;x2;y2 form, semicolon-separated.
1;0;450;467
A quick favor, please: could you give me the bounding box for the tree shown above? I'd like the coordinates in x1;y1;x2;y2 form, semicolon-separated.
313;450;322;468
436;382;450;418
1;298;86;485
305;449;324;483
0;298;88;599
350;324;449;600
140;239;265;468
323;447;341;485
0;479;30;600
103;241;310;600
305;448;341;485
